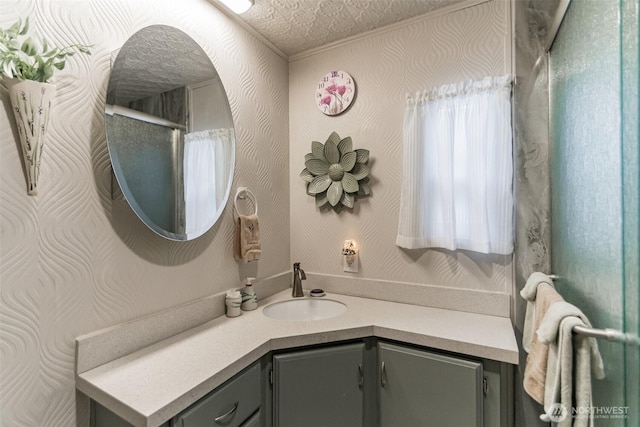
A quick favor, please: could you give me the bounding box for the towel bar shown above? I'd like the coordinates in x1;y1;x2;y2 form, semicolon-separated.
526;272;639;346
572;325;637;345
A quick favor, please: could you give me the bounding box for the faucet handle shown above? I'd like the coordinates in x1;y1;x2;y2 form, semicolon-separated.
293;262;300;269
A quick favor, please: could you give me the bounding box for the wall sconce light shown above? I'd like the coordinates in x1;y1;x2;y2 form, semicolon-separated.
218;0;254;14
342;240;359;273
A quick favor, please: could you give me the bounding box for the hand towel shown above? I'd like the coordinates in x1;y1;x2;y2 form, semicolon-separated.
523;283;564;404
537;302;605;427
233;213;261;263
521;272;556;352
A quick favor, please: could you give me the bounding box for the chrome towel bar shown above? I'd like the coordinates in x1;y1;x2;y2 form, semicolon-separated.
571;325;634;344
546;273;637;345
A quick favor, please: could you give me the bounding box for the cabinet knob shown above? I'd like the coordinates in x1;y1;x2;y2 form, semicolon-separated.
214;401;239;424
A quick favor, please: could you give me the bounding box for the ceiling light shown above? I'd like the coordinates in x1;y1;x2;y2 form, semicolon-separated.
218;0;254;14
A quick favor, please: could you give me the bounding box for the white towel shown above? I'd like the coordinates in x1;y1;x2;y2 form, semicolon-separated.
521;272;555;352
537;302;605;427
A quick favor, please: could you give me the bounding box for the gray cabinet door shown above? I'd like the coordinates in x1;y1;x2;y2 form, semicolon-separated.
273;342;365;427
379;342;483;427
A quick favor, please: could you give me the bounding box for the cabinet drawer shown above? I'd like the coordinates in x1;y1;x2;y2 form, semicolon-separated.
173;363;260;427
240;410;260;427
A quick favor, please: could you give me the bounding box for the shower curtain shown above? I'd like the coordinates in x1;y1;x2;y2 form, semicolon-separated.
183;128;233;234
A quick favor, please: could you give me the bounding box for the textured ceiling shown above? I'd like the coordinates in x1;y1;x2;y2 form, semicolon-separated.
235;0;468;56
109;25;217;104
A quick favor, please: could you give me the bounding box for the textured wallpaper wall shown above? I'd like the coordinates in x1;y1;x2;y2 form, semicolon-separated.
289;0;513;294
0;0;289;425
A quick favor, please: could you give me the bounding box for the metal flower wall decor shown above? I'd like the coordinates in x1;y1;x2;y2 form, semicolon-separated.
300;131;371;210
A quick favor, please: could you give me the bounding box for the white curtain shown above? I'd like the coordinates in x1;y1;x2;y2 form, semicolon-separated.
396;75;513;254
183;128;233;234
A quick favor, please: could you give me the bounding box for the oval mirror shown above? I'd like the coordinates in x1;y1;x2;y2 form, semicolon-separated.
105;25;235;241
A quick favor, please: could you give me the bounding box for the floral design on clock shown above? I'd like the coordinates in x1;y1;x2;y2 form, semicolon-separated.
316;70;356;116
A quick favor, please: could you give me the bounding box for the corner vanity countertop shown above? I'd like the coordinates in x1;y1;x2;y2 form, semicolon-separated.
76;290;518;427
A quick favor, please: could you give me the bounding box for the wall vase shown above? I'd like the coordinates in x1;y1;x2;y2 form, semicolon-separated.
6;79;56;195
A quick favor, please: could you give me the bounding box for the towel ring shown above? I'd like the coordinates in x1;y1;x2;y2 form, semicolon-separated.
234;187;258;216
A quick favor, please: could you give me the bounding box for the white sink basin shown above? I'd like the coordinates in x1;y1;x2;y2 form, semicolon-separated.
263;298;347;321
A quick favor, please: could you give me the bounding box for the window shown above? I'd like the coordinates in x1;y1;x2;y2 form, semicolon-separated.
396;75;513;255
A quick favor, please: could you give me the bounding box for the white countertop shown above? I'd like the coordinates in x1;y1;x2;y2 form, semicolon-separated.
76;290;518;427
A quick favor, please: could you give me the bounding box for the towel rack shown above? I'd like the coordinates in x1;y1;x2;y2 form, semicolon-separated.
234;187;258;216
547;273;637;345
572;325;635;344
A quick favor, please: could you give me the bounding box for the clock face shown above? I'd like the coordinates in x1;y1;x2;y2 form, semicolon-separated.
316;70;356;116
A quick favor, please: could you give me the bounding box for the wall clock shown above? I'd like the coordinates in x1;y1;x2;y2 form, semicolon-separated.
316;70;356;116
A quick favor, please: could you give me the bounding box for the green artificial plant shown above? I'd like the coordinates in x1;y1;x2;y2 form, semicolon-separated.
0;18;91;82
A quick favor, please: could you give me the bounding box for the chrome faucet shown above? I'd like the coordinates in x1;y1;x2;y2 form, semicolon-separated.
292;262;306;297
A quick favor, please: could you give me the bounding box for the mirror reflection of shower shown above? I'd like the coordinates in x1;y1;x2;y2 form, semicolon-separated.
105;25;235;241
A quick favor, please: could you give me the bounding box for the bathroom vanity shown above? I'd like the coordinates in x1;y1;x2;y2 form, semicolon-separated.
270;339;510;427
77;290;518;427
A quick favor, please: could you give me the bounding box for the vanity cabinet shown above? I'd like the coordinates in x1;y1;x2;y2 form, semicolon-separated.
272;342;366;427
378;342;482;426
172;362;261;427
269;340;511;427
92;340;511;427
377;341;512;427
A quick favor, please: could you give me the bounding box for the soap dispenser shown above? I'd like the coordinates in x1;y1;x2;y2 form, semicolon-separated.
241;277;258;311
